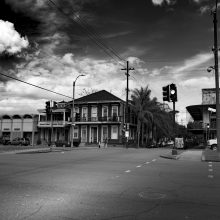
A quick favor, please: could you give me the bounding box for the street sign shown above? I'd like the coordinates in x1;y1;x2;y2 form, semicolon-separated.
125;131;129;137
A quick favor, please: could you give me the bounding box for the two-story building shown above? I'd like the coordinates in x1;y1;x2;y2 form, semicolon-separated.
37;90;137;146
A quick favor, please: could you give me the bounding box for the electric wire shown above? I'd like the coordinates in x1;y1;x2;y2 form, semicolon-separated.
0;72;72;99
47;0;126;67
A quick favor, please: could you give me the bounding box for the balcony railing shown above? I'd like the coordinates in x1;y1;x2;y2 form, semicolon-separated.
75;116;122;123
38;120;67;127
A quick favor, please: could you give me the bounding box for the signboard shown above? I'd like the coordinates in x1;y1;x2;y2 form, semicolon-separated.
125;131;129;138
175;138;184;149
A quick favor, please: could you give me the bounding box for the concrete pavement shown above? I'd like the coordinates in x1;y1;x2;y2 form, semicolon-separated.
160;148;220;162
0;147;219;219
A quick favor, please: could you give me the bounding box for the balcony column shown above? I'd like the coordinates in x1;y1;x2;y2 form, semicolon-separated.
21;117;24;138
31;115;35;146
63;110;66;125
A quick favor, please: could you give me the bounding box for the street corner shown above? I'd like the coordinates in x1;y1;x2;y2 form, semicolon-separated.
202;148;220;162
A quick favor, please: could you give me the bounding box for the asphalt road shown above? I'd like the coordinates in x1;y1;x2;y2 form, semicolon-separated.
0;147;219;220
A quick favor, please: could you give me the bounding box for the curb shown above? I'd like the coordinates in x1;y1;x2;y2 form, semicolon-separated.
160;154;181;160
160;149;184;160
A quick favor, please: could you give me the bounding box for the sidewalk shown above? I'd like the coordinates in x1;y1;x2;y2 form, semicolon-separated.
160;148;220;162
0;144;111;154
201;148;220;162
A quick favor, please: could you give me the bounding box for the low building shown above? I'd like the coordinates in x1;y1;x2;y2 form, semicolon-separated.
0;114;38;144
37;90;137;146
186;88;217;141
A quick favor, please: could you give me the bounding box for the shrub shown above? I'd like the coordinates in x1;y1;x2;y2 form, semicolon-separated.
36;139;42;145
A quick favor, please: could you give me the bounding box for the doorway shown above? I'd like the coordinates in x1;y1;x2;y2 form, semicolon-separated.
91;127;98;143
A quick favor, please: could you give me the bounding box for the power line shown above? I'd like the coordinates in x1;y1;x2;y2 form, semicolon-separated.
0;72;72;99
47;0;126;67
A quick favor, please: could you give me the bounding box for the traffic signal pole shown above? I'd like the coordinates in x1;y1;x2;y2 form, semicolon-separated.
162;83;177;151
172;101;176;149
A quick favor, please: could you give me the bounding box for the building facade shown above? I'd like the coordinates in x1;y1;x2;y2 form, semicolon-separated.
0;114;38;144
37;90;137;146
186;88;217;141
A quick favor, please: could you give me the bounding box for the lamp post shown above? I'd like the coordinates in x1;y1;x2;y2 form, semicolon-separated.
70;74;85;148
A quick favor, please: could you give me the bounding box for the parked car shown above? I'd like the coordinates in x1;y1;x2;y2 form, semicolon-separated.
207;139;217;151
165;140;174;147
55;140;71;147
0;136;11;145
9;137;30;146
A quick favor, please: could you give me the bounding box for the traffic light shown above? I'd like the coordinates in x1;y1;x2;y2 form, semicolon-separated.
126;123;129;130
75;113;80;122
170;83;177;102
162;85;170;102
123;123;126;131
45;101;50;113
53;101;58;108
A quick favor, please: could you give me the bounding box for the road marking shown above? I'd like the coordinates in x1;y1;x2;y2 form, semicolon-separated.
209;164;212;167
152;159;156;162
111;175;120;179
208;175;214;178
125;170;131;173
208;162;212;164
136;165;142;168
145;162;150;164
209;169;213;172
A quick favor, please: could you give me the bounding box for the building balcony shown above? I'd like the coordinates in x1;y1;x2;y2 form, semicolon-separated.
74;116;123;123
38;120;69;128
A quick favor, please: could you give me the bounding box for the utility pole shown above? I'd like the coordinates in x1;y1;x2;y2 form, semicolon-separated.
121;61;134;148
212;0;220;152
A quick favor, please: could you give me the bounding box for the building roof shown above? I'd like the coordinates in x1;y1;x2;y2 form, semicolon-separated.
75;90;124;103
186;104;216;121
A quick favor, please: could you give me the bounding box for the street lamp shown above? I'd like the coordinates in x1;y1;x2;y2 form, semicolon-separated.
71;74;85;148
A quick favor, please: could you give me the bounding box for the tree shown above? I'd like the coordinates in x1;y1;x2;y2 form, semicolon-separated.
79;88;98;96
131;86;174;147
131;86;154;148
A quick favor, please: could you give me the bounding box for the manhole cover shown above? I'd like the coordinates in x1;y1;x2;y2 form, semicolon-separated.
138;191;166;199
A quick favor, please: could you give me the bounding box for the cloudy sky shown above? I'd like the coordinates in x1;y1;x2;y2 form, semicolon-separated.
0;0;218;124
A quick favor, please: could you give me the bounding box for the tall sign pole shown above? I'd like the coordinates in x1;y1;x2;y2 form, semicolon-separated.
121;61;134;148
212;0;220;151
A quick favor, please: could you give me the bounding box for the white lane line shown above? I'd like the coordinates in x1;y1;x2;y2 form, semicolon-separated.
136;165;142;168
145;162;150;164
125;170;131;173
208;162;212;164
111;175;120;179
209;164;212;167
152;159;156;162
208;175;214;178
209;169;213;172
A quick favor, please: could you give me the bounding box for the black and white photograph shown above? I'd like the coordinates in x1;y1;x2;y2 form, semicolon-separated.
0;0;220;219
